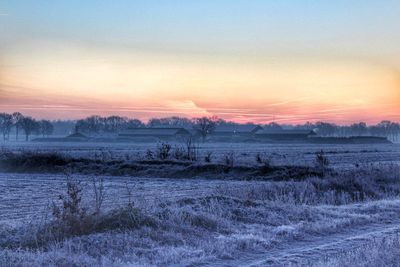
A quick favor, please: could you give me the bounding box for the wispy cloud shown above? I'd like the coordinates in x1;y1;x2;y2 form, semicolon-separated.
0;13;8;16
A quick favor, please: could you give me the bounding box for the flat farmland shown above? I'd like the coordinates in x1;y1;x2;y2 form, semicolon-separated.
1;141;400;266
2;142;400;168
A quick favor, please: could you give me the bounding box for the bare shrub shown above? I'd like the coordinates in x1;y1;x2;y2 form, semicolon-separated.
255;152;272;168
145;149;154;160
255;153;263;164
0;150;68;171
223;152;235;168
94;149;112;162
92;177;105;216
170;138;199;161
184;137;198;161
173;146;186;160
156;142;171;160
44;176;152;244
204;151;213;163
315;150;329;176
52;177;89;236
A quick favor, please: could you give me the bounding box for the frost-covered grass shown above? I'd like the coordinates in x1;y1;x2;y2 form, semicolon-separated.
1;163;400;266
2;197;400;266
317;234;400;267
1;142;400;266
2;141;400;168
217;163;400;204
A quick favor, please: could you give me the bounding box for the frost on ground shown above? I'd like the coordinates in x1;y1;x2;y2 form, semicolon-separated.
316;234;400;267
2;142;400;169
1;160;400;266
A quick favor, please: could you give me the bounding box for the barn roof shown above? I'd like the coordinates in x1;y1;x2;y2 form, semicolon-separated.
66;132;88;138
119;128;190;136
214;124;263;133
255;129;316;135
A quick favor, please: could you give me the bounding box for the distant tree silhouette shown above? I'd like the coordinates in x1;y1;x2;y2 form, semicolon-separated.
103;116;127;132
20;117;39;141
377;120;400;141
315;122;337;137
38;120;54;137
12;112;24;141
0;113;13;141
126;119;144;129
193;117;217;142
75;115;103;134
148;116;193;128
349;122;368;136
75;115;144;135
6;111;397;142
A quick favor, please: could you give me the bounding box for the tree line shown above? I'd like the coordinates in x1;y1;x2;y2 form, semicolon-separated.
74;115;400;141
75;115;218;141
292;121;400;141
0;112;54;141
1;112;400;142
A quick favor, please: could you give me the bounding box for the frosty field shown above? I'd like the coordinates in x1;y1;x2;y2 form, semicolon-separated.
3;141;400;168
1;142;400;266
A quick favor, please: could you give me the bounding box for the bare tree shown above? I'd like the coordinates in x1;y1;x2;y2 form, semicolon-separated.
20;117;39;141
126;118;144;129
349;122;368;136
148;116;193;128
12;112;24;141
315;122;337;137
0;113;13;141
38;120;54;137
193;117;217;142
104;116;128;132
75;115;144;135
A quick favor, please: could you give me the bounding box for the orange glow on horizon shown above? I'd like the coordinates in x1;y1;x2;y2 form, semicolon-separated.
0;42;399;124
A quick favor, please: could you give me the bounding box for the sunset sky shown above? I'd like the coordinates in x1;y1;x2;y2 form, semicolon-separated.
1;1;399;124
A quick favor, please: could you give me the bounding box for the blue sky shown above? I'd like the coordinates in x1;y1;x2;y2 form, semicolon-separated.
2;0;399;58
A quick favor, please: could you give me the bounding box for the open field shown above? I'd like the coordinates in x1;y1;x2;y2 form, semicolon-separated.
2;142;400;168
1;142;400;266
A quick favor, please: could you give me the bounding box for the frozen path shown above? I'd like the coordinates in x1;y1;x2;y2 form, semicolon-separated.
216;217;400;266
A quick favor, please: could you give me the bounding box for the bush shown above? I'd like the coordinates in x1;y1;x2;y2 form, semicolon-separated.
145;149;154;160
255;152;271;167
173;146;186;160
17;176;156;247
184;137;198;161
156;143;171;160
223;152;235;168
315;150;329;177
204;151;213;163
52;178;90;236
0;150;68;171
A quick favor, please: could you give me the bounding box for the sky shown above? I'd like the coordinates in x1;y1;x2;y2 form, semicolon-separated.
0;0;399;124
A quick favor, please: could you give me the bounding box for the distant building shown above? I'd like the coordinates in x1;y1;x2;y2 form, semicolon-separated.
32;132;89;142
118;128;191;141
211;124;263;140
65;132;88;140
255;129;317;141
